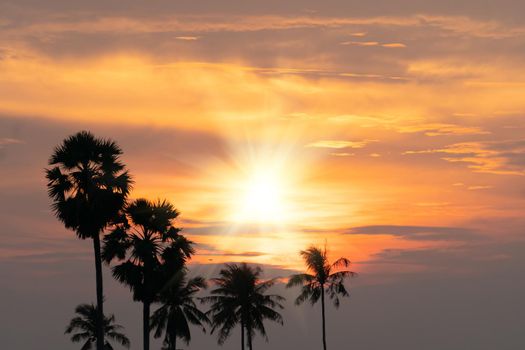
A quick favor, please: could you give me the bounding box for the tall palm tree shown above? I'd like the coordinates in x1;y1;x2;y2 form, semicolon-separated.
150;270;209;350
204;263;284;350
65;303;130;350
102;198;195;350
286;245;356;350
47;131;132;350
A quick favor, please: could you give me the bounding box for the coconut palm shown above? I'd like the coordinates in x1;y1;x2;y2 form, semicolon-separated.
102;198;195;350
150;270;209;350
204;263;284;350
286;245;356;350
65;303;130;350
47;131;132;350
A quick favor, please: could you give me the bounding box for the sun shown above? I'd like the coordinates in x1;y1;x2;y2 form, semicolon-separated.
219;125;308;225
232;169;290;224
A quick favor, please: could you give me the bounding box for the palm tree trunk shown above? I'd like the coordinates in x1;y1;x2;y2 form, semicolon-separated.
241;321;245;350
171;328;177;350
248;330;253;350
321;287;327;350
143;301;150;350
173;333;176;350
93;234;105;350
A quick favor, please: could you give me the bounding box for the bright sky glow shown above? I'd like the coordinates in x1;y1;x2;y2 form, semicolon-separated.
236;170;287;223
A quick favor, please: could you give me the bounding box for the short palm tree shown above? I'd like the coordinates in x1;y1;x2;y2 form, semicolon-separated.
65;303;130;350
204;263;284;350
47;131;132;350
286;246;356;350
102;198;195;350
151;270;209;350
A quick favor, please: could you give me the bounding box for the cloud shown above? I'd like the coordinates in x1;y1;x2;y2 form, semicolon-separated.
4;12;524;39
199;251;266;257
382;43;407;48
346;225;479;241
0;137;23;146
175;36;199;40
338;72;410;81
330;152;355;157
398;123;489;136
341;41;379;46
404;140;525;175
468;185;493;190
184;222;279;237
341;41;407;48
306;139;377;149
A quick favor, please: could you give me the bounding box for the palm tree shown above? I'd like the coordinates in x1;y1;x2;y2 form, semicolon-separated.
102;198;195;350
65;303;130;350
47;131;132;350
150;270;209;350
286;245;356;350
204;263;284;350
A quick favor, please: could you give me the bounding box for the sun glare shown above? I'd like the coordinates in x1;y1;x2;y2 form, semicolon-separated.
235;170;288;223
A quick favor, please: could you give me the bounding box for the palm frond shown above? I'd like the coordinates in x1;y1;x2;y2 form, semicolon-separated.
331;257;352;269
286;273;315;288
65;303;130;349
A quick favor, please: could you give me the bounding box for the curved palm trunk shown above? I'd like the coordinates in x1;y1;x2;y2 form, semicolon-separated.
321;287;327;350
93;234;105;350
143;301;151;350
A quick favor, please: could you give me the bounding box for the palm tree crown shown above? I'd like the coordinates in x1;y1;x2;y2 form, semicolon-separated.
151;270;209;350
204;263;284;350
286;245;356;350
46;131;131;239
65;303;130;350
102;198;195;350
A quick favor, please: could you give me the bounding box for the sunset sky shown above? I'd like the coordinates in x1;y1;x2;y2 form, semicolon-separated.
1;1;524;349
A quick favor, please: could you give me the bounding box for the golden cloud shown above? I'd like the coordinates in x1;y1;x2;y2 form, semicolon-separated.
306;140;377;149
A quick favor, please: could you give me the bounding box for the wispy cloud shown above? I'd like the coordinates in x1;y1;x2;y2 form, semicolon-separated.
341;41;407;48
306;139;377;149
0;137;24;146
398;123;489;136
175;36;200;40
347;225;479;242
330;152;355;157
341;41;379;46
404;140;525;175
468;185;493;190
5;14;523;39
381;43;407;48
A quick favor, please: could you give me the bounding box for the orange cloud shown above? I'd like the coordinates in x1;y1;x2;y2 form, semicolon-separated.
175;36;200;40
382;43;407;48
341;41;379;46
405;141;525;175
306;140;377;149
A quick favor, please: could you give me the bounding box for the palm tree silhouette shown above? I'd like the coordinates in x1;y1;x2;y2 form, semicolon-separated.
102;198;194;350
47;131;132;350
204;263;284;350
286;245;356;350
151;270;209;350
65;303;130;350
